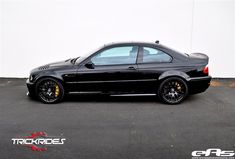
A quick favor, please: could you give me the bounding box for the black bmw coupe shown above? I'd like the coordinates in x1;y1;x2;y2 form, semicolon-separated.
27;41;211;104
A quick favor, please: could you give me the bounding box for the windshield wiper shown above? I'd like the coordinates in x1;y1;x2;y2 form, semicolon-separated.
70;57;80;64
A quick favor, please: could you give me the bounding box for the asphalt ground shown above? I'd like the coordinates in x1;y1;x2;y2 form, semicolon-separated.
0;78;235;159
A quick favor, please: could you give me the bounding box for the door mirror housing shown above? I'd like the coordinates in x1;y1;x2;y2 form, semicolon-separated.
85;61;95;69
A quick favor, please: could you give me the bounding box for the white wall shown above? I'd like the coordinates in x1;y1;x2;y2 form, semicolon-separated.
0;0;234;78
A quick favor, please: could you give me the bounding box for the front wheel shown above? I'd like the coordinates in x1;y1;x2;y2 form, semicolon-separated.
158;77;188;104
35;78;64;104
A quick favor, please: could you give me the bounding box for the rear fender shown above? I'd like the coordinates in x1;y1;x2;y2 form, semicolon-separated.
158;71;190;81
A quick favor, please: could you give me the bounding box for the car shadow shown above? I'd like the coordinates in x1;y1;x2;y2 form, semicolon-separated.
63;94;198;104
64;94;159;103
27;92;199;105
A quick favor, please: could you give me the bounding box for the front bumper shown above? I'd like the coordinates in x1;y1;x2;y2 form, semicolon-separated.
26;79;36;97
187;76;212;94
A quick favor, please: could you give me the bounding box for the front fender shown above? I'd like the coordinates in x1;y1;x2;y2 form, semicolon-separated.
158;70;190;81
34;71;64;83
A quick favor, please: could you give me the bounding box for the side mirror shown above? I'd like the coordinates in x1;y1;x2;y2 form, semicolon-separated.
85;61;95;69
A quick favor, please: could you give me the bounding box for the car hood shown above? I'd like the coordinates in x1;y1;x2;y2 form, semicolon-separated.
31;59;73;73
40;59;73;69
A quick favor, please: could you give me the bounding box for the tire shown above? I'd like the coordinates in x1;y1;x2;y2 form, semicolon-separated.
35;78;64;104
158;77;188;104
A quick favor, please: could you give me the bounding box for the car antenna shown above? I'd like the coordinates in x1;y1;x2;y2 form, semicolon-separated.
155;40;159;44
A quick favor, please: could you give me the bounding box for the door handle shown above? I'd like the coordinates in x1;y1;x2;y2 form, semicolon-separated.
128;66;136;70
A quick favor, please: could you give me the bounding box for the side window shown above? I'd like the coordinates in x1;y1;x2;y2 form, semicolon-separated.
141;47;172;63
91;46;138;65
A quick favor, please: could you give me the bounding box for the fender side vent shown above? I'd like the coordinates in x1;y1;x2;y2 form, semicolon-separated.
39;65;49;70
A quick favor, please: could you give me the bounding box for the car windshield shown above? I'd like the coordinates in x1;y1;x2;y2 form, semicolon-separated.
74;45;104;64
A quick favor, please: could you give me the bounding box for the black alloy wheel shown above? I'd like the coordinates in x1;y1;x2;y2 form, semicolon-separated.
158;77;188;104
36;78;64;104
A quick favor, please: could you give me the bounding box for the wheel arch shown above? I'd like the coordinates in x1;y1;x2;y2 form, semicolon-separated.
35;73;65;86
158;70;190;82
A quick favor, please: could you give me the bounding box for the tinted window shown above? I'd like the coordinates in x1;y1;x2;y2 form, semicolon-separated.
141;47;172;63
91;46;138;65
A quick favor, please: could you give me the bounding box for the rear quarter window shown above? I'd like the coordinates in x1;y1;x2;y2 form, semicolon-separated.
140;47;172;63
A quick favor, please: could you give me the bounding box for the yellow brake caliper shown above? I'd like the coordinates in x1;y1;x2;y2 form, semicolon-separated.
176;82;181;91
55;85;60;97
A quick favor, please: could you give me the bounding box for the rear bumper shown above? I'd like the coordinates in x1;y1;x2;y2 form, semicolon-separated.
26;79;36;97
187;76;212;94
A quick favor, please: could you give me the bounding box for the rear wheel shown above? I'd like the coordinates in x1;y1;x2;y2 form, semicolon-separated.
158;77;188;104
36;78;64;104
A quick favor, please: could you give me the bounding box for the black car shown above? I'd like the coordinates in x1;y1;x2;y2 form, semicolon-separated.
26;41;211;104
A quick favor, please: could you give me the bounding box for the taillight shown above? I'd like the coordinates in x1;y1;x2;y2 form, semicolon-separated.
203;66;209;75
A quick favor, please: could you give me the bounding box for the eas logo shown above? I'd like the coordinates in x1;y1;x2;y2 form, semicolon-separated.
192;148;235;157
12;132;66;151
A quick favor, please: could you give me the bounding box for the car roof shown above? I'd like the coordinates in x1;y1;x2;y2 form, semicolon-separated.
103;41;159;47
103;41;174;52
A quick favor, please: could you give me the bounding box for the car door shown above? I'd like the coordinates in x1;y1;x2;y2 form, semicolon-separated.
136;46;173;92
73;45;140;92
